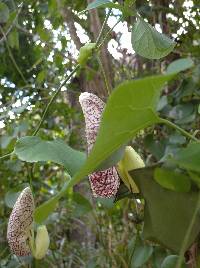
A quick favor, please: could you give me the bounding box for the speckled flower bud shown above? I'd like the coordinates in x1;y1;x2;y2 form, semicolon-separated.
79;92;120;198
7;187;34;256
34;225;50;260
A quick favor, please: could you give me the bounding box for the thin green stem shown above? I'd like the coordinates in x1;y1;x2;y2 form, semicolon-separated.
33;64;80;136
97;56;111;95
0;152;13;160
159;118;199;142
176;193;200;268
0;25;27;84
0;3;23;44
97;15;123;50
95;9;112;47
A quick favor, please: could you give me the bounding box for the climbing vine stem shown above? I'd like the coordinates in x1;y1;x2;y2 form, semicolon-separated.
97;56;111;95
33;64;80;136
159;118;199;142
95;9;112;48
176;193;200;268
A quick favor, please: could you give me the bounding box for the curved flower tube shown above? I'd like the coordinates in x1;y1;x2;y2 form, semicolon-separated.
117;146;145;193
7;187;34;256
7;187;50;259
79;92;120;198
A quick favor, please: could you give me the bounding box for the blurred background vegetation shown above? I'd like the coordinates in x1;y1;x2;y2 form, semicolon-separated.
0;0;200;267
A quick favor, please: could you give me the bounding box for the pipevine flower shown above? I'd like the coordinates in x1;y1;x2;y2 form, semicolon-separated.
79;92;120;198
7;187;49;259
7;187;34;256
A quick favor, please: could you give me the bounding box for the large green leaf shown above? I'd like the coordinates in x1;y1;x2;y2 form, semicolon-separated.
132;16;175;59
14;136;86;177
170;142;200;173
129;167;200;253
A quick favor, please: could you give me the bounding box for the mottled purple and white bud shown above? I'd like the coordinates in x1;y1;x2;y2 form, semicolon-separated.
79;92;120;198
7;187;34;256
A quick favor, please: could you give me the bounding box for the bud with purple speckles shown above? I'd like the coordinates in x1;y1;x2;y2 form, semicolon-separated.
7;187;34;256
7;187;49;259
79;92;120;198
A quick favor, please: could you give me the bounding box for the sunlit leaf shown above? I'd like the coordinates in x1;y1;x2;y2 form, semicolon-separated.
14;136;86;176
132;16;175;59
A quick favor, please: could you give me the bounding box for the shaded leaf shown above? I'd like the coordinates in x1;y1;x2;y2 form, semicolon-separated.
129;166;200;252
170;142;200;173
114;183;134;202
161;255;186;268
166;58;194;74
72;192;93;217
97;196;115;209
5;184;29;208
5;191;21;208
131;242;153;267
144;134;166;160
168;134;186;145
151;248;168;268
1;136;13;149
8;30;19;49
154;168;191;192
0;3;9;23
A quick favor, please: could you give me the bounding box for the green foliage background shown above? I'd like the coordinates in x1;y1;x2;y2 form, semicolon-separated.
0;0;200;267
